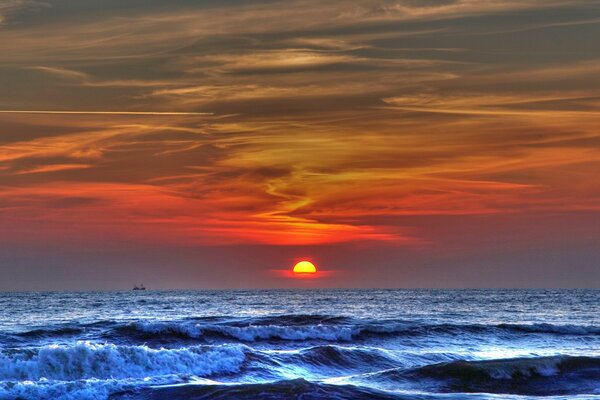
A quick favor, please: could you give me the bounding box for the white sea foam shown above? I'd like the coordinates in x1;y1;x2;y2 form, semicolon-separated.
130;320;600;343
0;379;122;400
134;321;358;341
0;341;246;381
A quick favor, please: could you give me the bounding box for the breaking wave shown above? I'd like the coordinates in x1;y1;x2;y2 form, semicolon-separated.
412;355;600;380
111;378;400;400
370;355;600;396
0;342;246;381
107;316;600;344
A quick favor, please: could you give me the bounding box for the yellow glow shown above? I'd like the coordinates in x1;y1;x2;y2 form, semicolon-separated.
293;261;317;274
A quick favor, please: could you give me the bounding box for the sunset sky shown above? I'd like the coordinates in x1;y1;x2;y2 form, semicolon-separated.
1;0;599;290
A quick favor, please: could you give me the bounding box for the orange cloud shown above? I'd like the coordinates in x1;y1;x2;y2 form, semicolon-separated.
1;0;600;250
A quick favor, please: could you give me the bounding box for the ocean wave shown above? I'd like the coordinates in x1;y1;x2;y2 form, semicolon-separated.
0;379;122;400
360;322;600;337
226;314;352;326
369;355;600;396
413;355;600;380
111;378;401;400
0;341;246;381
16;326;84;338
10;315;600;346
110;318;600;344
289;345;398;368
2;344;600;399
123;320;358;342
266;345;402;375
497;323;600;335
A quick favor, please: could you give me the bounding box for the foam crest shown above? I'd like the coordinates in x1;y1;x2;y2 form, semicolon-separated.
0;342;246;381
119;319;600;344
0;379;120;400
133;321;358;342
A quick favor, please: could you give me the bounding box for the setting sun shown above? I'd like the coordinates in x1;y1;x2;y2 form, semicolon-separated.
293;261;317;274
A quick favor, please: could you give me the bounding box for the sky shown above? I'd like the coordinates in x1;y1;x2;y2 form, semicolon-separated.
0;0;599;290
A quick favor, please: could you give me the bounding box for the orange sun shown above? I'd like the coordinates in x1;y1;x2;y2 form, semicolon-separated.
293;260;317;275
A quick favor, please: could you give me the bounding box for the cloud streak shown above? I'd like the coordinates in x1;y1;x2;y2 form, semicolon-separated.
1;0;599;250
0;110;212;116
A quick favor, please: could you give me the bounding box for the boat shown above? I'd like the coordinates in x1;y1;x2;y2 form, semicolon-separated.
132;284;146;291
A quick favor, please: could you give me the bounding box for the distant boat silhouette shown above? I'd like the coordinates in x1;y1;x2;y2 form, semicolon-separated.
132;284;146;291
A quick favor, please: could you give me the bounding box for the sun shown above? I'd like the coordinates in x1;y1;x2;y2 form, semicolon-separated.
293;260;317;274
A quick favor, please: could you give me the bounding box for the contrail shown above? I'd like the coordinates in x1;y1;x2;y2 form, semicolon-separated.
0;110;212;116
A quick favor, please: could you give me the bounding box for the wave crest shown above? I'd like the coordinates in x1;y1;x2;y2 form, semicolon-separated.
127;321;357;342
112;378;398;400
369;355;600;396
414;355;600;380
118;319;600;343
0;342;246;381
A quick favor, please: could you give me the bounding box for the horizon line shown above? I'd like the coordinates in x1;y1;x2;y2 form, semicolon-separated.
1;287;598;293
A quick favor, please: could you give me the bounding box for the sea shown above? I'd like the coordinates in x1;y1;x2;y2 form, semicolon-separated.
0;289;599;399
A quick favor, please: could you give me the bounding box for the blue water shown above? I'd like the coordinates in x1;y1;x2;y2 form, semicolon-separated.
0;289;599;399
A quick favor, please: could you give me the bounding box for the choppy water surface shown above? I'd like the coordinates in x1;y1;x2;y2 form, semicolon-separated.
0;289;599;399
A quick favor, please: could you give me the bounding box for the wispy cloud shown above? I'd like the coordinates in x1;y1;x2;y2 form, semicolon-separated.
25;65;90;80
1;0;599;248
0;110;212;116
14;163;92;175
0;0;33;25
382;92;600;117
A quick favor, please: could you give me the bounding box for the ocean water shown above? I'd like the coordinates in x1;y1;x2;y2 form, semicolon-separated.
0;289;599;400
